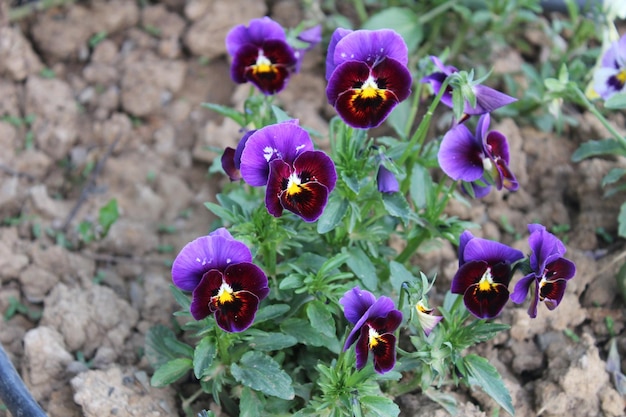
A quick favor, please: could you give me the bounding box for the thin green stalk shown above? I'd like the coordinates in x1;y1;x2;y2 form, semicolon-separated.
403;83;423;139
395;228;428;264
351;0;369;25
573;86;626;149
417;0;459;24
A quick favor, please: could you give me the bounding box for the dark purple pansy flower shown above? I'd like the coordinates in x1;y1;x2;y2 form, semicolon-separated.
593;34;626;100
376;164;399;194
340;287;402;374
221;130;256;181
421;56;516;116
451;231;524;319
325;29;412;129
438;113;518;196
266;150;337;222
226;17;297;95
510;224;576;318
171;228;269;332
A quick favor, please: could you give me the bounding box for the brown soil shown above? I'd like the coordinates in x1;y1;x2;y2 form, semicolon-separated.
0;1;625;416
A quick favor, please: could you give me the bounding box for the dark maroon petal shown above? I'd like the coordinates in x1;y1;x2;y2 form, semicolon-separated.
293;151;337;192
539;279;567;310
265;159;293;218
367;310;403;334
485;131;510;163
371;333;397;374
490;261;513;286
231;43;259;83
463;282;510;319
494;158;518;191
190;269;224;320
280;180;329;222
370;58;412;102
544;257;576;281
327;61;371;105
221;147;241;181
355;325;371;370
223;262;269;300
232;40;296;95
213;290;260;332
450;260;489;294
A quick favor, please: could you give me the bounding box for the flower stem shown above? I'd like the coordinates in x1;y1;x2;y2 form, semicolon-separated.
351;0;368;25
573;85;626;149
417;0;457;25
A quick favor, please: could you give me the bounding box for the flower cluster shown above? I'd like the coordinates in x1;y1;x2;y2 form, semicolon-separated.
226;17;320;95
171;228;269;332
451;225;575;320
340;287;403;374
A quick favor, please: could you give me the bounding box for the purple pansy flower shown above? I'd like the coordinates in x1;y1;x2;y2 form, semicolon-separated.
239;120;337;222
340;287;403;374
421;56;517;116
510;224;576;318
221;130;256;181
226;17;297;95
325;28;412;129
415;298;443;337
293;25;322;72
451;231;524;319
376;163;399;194
593;33;626;100
438;113;518;196
171;228;269;332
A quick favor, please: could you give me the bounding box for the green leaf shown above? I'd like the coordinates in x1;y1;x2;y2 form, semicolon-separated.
345;247;378;291
382;193;411;224
240;387;266;417
389;261;417;293
144;324;194;369
150;357;192;387
362;8;422;53
306;300;336;338
409;164;433;210
602;168;626;187
246;330;298;351
317;195;348;234
193;336;217;379
98;198;119;236
169;284;191;311
359;395;400;417
280;318;341;353
231;351;295;400
279;274;304;290
572;139;626;162
463;354;514;416
254;304;291;325
619;202;626;238
605;92;626;109
201;102;246;126
272;105;292;123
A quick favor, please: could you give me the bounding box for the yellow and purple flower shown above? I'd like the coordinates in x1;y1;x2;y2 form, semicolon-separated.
421;56;516;116
592;33;626;100
438;113;518;196
451;231;524;319
340;287;402;374
325;29;412;129
171;228;269;332
239;120;337;222
510;224;576;318
226;17;298;95
415;298;443;337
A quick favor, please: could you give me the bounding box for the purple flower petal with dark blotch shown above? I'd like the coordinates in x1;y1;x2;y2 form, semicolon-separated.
171;228;252;292
438;123;484;182
239;120;314;186
527;224;566;273
343;293;397;351
462;237;524;266
340;286;377;325
355;310;402;373
226;17;287;57
325;28;353;80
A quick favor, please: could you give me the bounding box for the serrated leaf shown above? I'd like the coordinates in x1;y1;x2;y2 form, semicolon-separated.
358;395;400;417
382;192;411;224
345;247;378;290
231;351;295;400
280;318;340;353
389;261;417;293
306;300;336;338
150;357;192;387
240;387;265;417
464;354;514;416
246;330;298;351
193;336;217;379
254;304;291;325
572;139;626;162
201;102;246;126
145;324;194;369
317;195;348;234
279;274;304;290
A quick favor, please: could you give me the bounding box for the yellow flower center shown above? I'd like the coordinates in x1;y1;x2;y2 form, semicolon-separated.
216;282;235;305
368;326;381;349
617;69;626;84
358;76;382;99
254;52;274;74
286;173;303;196
477;268;495;292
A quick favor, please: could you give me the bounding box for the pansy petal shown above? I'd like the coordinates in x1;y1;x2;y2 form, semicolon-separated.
221;147;241;181
279;178;329;222
458;230;475;265
429;55;457;75
463;238;524;265
494;158;518;191
438;123;484;182
371;333;397;374
415;306;443;337
294;151;337;191
223;262;269;300
484;130;510;163
234;130;256;170
451;260;488;294
189;269;223;320
325;28;353;80
377;164;399;193
465;85;517;115
333;29;408;69
470;181;492;198
172;234;252;291
510;273;535;304
213;290;260;332
355;325;371;370
463;282;509;319
420;71;453;108
528;227;566;272
266;159;291;218
225;17;286;56
546;257;576;281
344;296;396;350
240;121;314;186
340;287;376;325
243;40;297;95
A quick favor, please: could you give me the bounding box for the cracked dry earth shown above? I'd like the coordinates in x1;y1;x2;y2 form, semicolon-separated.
0;1;625;416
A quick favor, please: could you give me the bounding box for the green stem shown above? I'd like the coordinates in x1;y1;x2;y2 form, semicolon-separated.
395;228;429;264
403;83;423;139
216;329;232;364
398;78;451;166
351;0;368;25
417;0;459;24
573;86;626;149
